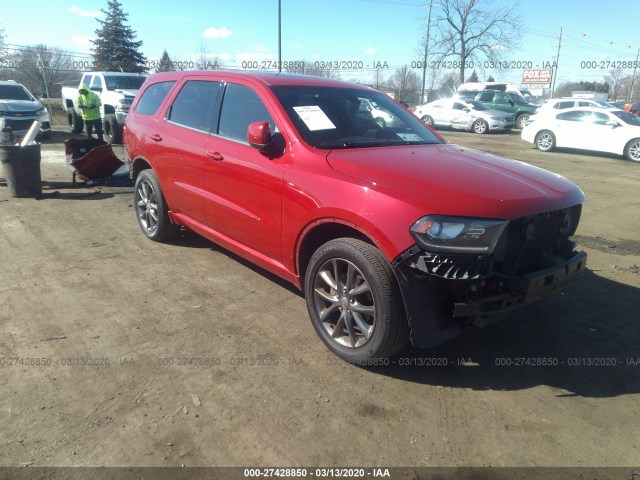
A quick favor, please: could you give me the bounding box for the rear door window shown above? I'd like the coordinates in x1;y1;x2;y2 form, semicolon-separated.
135;81;176;116
477;92;495;102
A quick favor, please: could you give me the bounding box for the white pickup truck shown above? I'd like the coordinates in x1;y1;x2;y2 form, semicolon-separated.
61;72;146;144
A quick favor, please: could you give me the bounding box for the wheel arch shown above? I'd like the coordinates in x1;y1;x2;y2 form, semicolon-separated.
131;156;152;182
296;220;379;283
103;104;116;115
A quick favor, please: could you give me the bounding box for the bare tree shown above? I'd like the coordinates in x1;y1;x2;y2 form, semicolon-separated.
194;43;222;70
285;61;340;79
372;68;385;89
425;0;521;85
437;71;459;97
605;68;626;101
8;44;75;97
388;66;421;101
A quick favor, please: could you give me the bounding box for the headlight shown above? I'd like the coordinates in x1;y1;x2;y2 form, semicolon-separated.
410;215;508;254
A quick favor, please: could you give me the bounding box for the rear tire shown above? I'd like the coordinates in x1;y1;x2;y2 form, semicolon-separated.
534;130;556;152
304;238;409;365
134;169;177;242
421;115;434;126
624;138;640;162
68;109;84;134
103;114;122;144
516;114;529;129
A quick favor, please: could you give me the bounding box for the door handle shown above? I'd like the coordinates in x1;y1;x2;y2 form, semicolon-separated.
150;134;162;142
206;151;224;161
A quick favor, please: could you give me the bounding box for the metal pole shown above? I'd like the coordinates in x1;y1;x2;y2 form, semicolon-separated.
278;0;282;72
550;27;562;99
421;3;434;104
627;47;640;103
37;54;54;127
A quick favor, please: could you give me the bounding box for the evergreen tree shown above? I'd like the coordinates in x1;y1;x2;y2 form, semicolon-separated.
465;69;479;83
156;50;174;72
91;0;146;73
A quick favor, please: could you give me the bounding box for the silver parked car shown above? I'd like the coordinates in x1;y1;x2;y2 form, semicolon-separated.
413;98;515;134
0;80;51;139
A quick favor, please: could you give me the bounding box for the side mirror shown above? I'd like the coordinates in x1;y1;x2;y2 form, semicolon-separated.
247;121;272;150
606;120;620;128
247;121;285;158
463;107;470;112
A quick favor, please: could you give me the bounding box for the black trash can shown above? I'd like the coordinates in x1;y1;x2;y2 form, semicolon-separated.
0;144;42;198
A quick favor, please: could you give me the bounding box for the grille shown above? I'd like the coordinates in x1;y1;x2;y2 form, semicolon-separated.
411;252;493;280
3;119;36;131
499;206;581;275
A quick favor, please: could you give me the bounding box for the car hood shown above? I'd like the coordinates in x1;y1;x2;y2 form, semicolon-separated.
326;144;585;219
0;99;43;113
112;89;139;98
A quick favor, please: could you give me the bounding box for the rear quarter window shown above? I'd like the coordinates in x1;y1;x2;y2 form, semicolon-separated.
135;81;176;115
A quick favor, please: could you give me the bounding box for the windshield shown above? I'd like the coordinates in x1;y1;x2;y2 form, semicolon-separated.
594;100;615;108
271;86;443;149
104;75;146;91
0;85;35;101
512;93;530;105
611;110;640;126
467;100;489;111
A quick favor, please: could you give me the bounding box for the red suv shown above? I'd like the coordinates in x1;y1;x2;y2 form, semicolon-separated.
124;71;587;364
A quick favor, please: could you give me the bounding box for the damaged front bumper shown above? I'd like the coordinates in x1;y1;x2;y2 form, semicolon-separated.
392;245;587;348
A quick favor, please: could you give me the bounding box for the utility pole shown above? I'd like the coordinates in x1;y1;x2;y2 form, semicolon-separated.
550;27;562;99
278;0;282;72
37;53;54;127
421;2;437;104
627;47;640;102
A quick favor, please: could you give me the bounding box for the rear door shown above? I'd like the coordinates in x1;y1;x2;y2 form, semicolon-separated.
203;82;286;261
149;79;223;225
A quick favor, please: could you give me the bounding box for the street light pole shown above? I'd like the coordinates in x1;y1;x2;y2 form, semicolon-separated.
550;27;562;99
421;2;436;104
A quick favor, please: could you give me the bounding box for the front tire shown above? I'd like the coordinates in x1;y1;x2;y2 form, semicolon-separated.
534;130;556;152
103;113;122;144
134;169;177;242
624;138;640;162
304;238;409;364
472;119;489;134
68;109;84;134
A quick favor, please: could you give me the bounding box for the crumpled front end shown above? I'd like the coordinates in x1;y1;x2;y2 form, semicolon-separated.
392;205;587;348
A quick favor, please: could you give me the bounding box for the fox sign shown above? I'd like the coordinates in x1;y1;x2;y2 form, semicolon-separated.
522;69;553;85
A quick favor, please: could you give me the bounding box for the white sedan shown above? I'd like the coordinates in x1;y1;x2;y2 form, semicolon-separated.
413;98;515;134
521;107;640;162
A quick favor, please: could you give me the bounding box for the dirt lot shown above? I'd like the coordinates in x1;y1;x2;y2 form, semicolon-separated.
0;127;639;469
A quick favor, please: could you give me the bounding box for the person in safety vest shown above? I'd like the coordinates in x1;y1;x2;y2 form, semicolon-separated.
77;84;103;141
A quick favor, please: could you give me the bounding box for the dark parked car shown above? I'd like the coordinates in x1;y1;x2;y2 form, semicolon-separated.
473;90;538;129
124;71;587;364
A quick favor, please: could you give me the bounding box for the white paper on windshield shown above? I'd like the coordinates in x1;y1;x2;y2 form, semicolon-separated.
293;106;336;131
396;133;422;142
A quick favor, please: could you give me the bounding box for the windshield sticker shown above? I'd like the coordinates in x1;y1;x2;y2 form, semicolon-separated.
293;106;336;131
396;133;422;141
